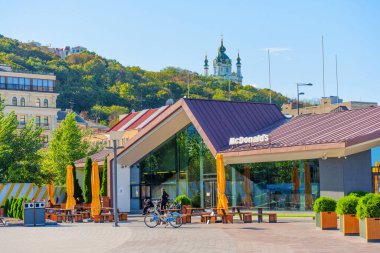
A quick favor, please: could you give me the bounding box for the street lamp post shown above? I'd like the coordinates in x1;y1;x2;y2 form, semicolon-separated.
297;83;313;115
106;130;124;227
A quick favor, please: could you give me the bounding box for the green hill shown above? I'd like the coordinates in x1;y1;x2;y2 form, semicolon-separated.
0;35;288;122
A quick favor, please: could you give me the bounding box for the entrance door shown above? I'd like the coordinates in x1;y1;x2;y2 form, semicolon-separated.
204;180;217;208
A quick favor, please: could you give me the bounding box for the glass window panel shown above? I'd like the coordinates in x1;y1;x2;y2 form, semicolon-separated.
38;79;43;91
20;97;25;106
43;99;48;107
0;77;5;89
44;116;48;126
131;186;140;198
35;98;40;107
25;78;31;90
33;79;38;91
12;97;17;106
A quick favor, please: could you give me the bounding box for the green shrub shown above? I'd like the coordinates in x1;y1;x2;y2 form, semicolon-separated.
313;196;337;213
16;198;23;220
356;193;380;219
174;195;191;205
348;191;369;198
100;155;108;197
72;162;83;200
83;157;92;203
336;195;359;215
4;198;10;216
8;197;14;217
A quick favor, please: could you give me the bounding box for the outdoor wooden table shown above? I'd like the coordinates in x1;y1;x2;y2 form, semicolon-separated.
229;206;245;221
186;207;206;215
211;208;233;224
252;206;270;223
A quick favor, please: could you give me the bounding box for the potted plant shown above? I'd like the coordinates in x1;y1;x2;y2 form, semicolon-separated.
356;193;380;242
336;195;360;235
313;196;337;229
174;195;192;223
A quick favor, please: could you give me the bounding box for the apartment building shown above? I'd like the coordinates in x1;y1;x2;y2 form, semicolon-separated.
0;66;60;145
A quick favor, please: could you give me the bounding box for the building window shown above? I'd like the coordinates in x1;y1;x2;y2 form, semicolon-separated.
43;80;48;91
35;98;40;107
0;76;5;89
19;115;26;127
38;79;43;91
43;99;48;107
25;78;31;90
43;116;49;127
20;97;25;106
19;78;25;90
12;97;17;106
35;116;41;127
48;80;54;92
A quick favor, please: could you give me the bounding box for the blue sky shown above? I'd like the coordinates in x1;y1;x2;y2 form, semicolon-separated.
0;0;379;102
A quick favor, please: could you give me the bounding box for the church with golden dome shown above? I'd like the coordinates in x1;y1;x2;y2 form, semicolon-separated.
204;38;243;84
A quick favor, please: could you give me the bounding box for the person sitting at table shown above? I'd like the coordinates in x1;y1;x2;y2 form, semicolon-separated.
142;198;154;215
46;200;52;208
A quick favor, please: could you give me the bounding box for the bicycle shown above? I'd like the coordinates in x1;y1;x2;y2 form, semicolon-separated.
144;201;183;228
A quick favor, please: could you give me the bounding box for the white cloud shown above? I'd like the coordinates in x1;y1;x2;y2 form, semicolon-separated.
263;47;291;53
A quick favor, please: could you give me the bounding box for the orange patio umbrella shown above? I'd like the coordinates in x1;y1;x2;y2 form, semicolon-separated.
47;182;55;204
66;165;76;209
91;161;101;217
216;154;229;215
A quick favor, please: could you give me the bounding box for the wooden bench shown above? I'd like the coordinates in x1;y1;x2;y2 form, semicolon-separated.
262;213;277;223
118;212;128;221
201;214;217;223
222;214;234;224
241;212;252;223
51;213;67;223
73;214;83;222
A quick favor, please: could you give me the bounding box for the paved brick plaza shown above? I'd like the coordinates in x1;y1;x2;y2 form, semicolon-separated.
1;216;380;253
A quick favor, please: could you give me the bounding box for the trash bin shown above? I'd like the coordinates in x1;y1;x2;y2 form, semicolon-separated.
23;202;35;226
34;202;46;226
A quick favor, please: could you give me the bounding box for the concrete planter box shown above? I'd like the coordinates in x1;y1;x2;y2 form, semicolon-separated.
360;218;380;242
316;212;337;229
339;214;359;235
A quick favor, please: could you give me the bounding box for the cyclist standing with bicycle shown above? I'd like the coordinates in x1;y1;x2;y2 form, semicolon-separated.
160;188;169;211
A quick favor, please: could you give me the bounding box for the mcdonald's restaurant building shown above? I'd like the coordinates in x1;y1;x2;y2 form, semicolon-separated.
107;99;380;212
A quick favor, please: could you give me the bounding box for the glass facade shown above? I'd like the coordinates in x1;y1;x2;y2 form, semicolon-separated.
132;124;320;211
0;76;55;92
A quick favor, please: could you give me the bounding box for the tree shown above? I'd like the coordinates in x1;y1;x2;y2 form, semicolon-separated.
71;162;83;200
0;99;44;184
83;157;92;203
42;112;89;185
100;155;108;197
